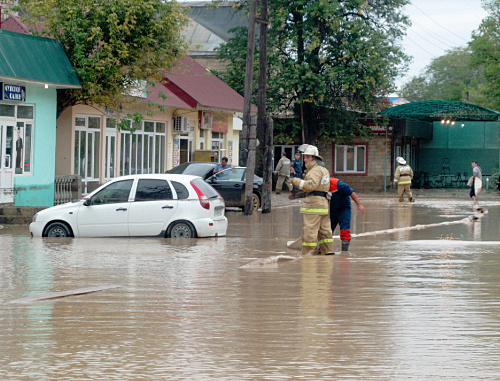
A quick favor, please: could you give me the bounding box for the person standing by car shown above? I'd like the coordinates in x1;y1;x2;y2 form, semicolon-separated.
290;145;334;256
214;157;234;174
274;152;293;194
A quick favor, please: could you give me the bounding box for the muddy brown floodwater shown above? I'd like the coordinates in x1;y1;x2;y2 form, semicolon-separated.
1;192;500;380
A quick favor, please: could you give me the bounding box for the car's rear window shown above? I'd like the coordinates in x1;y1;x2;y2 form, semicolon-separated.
171;181;189;199
165;162;191;174
191;178;220;198
166;163;215;178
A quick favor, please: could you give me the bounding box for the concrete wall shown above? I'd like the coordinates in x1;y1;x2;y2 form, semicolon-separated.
14;86;57;207
192;57;229;74
56;106;74;176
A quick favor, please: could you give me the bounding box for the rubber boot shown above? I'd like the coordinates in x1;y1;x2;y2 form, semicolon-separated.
303;248;319;256
276;190;281;195
341;239;350;251
410;197;415;202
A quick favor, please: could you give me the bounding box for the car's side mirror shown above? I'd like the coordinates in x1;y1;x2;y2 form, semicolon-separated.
83;198;91;206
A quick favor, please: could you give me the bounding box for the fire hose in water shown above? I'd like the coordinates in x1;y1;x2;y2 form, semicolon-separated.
241;208;487;269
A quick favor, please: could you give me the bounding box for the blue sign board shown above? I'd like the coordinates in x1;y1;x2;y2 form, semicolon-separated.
1;83;26;102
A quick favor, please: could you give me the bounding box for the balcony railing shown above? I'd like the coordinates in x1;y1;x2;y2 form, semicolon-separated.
54;175;82;205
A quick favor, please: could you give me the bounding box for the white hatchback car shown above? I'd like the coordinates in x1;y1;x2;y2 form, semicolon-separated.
30;174;227;238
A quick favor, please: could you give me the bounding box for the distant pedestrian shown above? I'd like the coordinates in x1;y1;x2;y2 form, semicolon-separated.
394;157;414;202
274;152;293;194
290;152;303;194
468;161;482;207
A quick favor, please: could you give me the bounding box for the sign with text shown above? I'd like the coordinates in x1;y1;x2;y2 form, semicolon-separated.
212;113;228;134
368;124;392;134
1;83;26;102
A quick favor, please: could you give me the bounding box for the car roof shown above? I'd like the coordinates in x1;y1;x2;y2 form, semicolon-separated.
109;173;202;182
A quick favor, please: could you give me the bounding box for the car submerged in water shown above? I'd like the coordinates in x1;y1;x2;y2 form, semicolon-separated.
165;162;263;212
29;174;227;238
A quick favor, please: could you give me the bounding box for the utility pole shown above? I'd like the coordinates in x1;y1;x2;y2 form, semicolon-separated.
241;0;257;165
257;0;272;214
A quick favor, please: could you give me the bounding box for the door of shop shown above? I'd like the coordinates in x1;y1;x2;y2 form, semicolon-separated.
0;120;15;203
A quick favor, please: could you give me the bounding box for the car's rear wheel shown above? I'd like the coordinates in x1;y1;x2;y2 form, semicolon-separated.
251;193;261;210
44;222;73;237
167;221;197;238
243;193;261;212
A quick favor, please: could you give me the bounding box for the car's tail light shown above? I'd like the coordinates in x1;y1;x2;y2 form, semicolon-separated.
191;181;210;210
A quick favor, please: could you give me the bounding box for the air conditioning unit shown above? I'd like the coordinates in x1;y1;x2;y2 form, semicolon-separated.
173;116;190;133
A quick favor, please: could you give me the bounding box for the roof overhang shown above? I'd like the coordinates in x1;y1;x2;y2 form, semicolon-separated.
0;75;81;90
381;100;500;122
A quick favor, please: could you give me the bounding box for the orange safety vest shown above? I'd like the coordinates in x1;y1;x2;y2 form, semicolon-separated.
329;177;339;192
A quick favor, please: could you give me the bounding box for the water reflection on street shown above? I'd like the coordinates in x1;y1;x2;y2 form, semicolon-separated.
1;194;500;379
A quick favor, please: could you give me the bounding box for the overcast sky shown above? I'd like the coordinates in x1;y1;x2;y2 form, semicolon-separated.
179;0;488;96
397;0;487;92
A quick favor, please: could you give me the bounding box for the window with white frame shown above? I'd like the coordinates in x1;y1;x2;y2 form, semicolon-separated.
105;118;119;180
0;104;34;175
119;119;166;176
335;145;366;173
74;115;101;181
211;131;224;161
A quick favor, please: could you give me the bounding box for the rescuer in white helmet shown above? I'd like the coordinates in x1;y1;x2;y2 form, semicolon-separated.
394;156;415;202
289;145;334;255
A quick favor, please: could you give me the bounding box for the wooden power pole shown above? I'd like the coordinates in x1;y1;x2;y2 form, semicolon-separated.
257;0;272;214
243;0;258;214
241;0;257;165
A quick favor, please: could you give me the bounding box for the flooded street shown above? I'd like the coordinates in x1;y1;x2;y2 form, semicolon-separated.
1;191;500;380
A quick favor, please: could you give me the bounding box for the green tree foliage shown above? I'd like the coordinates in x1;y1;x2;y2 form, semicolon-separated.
216;0;410;144
469;0;500;110
20;0;188;116
400;47;486;103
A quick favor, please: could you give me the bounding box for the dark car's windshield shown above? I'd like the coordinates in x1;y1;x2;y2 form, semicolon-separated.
165;162;216;178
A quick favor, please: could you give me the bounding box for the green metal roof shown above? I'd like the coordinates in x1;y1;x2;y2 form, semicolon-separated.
381;100;500;122
0;29;81;88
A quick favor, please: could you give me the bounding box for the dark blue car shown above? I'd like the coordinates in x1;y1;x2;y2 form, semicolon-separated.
166;162;262;211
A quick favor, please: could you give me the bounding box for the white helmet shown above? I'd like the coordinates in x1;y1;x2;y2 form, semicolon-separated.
301;144;323;161
396;156;407;165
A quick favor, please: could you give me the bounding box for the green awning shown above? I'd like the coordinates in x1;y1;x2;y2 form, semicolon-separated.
0;29;80;88
381;100;500;122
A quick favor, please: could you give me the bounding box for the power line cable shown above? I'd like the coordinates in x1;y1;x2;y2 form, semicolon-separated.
409;3;475;41
406;29;452;53
411;21;460;48
404;35;439;58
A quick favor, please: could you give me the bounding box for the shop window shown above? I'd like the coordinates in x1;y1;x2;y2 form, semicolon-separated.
119;119;166;176
17;105;34;119
74;115;101;181
13;120;33;175
211;131;224;162
0;104;15;117
335;145;367;174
